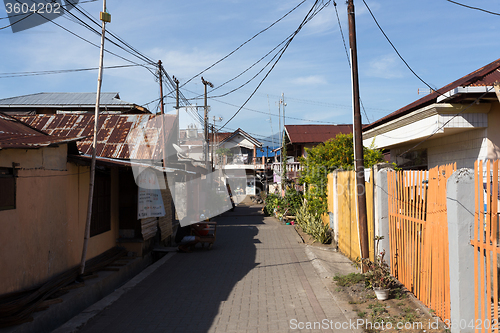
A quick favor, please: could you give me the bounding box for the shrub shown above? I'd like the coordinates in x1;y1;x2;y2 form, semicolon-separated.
296;202;331;244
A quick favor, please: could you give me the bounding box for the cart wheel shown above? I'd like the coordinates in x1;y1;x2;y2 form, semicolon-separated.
208;243;213;250
201;243;205;248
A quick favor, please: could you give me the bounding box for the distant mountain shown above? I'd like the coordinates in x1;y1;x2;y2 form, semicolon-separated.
256;132;281;157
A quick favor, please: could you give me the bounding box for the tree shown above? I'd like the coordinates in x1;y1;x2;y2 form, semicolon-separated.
298;133;385;216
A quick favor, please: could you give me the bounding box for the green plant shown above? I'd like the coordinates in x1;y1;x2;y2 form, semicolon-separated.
295;202;331;244
216;147;233;157
333;273;365;287
357;311;366;318
402;307;419;323
363;250;395;290
299;133;385;217
368;303;387;318
282;188;303;216
263;193;283;216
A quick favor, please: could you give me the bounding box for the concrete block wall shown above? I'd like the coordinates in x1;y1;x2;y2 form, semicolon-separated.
390;128;486;169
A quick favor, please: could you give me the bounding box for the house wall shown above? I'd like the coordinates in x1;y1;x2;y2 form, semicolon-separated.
0;146;119;295
389;128;487;169
487;103;500;160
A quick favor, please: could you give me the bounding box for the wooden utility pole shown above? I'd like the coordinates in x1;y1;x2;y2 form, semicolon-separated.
201;77;213;171
173;76;180;146
80;0;110;276
158;60;164;115
347;0;369;270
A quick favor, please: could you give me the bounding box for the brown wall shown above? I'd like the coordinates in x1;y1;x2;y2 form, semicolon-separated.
0;146;119;295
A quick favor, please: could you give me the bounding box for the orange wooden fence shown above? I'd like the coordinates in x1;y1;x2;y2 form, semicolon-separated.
387;163;455;322
473;160;500;332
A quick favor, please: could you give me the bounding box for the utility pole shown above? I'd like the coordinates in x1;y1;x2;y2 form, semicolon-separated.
80;0;110;276
347;0;369;270
173;76;180;148
281;94;286;188
201;77;213;172
158;60;164;115
211;116;222;170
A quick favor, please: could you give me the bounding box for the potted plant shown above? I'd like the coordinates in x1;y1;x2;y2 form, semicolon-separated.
363;250;395;300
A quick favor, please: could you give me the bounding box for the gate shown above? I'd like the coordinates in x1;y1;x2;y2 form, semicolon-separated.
473;160;500;331
387;163;455;322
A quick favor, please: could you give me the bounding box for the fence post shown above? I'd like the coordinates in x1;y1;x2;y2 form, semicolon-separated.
447;168;475;333
374;165;392;265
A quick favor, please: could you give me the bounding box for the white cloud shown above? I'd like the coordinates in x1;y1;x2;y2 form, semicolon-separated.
291;75;327;85
367;54;404;79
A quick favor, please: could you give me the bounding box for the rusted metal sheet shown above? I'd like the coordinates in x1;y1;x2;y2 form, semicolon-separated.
15;114;176;160
285;124;353;144
0;113;81;149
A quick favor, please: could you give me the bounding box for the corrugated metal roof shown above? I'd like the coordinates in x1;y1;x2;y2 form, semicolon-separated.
364;57;500;132
218;128;262;147
284;124;353;144
69;154;196;174
0;92;134;108
0;113;81;149
16;114;176;159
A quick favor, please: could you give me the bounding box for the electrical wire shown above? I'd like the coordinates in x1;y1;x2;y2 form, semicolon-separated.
180;85;338;124
5;0;157;77
362;0;438;93
444;0;500;16
0;64;144;78
0;0;98;20
333;1;370;123
0;11;35;30
180;0;308;88
396;86;494;158
219;0;329;131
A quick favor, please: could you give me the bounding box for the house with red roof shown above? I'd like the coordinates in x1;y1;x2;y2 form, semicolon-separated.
273;124;354;181
284;124;354;160
363;57;500;170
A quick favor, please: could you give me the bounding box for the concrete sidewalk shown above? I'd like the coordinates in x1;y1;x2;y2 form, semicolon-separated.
58;203;362;333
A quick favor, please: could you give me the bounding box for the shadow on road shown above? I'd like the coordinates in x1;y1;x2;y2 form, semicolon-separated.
79;205;264;333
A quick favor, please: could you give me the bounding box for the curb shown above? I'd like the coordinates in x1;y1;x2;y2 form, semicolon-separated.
304;245;364;333
51;252;176;333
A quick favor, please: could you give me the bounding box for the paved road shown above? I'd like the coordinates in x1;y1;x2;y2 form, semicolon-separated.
77;204;358;333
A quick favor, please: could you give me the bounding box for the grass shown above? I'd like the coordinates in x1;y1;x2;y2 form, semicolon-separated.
357;311;366;318
333;273;365;287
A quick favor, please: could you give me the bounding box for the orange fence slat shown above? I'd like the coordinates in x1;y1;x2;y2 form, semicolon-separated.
387;164;454;322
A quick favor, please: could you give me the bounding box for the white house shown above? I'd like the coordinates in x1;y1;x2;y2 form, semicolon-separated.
363;57;500;170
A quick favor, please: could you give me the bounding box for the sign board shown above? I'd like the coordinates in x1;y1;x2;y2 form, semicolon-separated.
137;168;165;219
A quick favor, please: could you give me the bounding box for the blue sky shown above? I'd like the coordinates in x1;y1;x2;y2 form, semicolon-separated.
2;0;500;146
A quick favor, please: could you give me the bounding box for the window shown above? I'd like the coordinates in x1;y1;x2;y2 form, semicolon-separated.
90;170;111;236
0;168;15;210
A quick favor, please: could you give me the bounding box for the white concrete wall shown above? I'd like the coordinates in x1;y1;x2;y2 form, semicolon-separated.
390;128;487;169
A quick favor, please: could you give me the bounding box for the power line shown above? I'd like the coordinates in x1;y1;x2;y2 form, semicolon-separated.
333;1;370;123
180;0;308;89
210;95;338;124
6;0;157;75
0;0;98;20
444;0;500;16
362;0;437;93
396;86;493;158
0;64;143;78
220;0;329;131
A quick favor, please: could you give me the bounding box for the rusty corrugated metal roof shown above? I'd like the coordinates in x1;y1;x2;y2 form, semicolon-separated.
16;114;176;159
0;113;81;149
364;57;500;132
284;124;353;144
